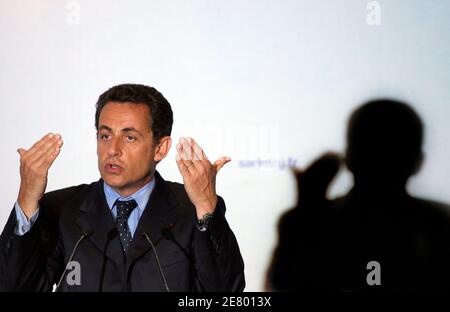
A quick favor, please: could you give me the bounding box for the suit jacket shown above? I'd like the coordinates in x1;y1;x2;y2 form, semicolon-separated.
268;190;450;291
0;171;245;291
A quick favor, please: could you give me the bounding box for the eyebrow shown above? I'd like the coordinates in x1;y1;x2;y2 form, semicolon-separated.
98;125;144;136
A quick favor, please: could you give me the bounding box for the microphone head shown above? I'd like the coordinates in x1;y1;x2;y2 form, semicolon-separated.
83;229;94;237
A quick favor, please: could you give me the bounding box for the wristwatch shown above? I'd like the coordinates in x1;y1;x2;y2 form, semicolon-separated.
196;212;213;232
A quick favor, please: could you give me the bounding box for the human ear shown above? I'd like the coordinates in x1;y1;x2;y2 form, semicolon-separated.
154;136;172;162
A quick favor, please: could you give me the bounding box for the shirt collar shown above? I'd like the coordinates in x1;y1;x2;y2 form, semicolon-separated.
103;178;156;212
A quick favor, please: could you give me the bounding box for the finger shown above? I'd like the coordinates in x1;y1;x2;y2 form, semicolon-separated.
178;137;194;166
176;143;193;173
17;148;27;157
303;152;341;186
186;137;207;161
176;148;191;176
27;134;63;164
180;137;194;161
26;133;60;162
214;157;231;173
25;133;56;158
35;138;64;170
298;152;341;202
291;168;303;186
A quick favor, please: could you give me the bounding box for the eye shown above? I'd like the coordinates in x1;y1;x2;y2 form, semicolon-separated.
126;135;137;142
99;134;111;140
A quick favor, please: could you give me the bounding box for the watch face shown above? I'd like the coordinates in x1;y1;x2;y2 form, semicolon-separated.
197;213;213;232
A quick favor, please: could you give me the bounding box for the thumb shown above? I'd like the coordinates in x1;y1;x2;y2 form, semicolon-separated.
214;157;231;173
17;148;27;157
298;152;341;203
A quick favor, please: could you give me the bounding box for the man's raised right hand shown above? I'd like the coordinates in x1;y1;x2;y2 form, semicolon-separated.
17;133;63;219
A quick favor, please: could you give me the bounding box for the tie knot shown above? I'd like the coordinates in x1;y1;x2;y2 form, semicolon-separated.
116;199;137;221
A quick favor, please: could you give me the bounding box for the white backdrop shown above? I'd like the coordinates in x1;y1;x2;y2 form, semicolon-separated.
1;0;449;291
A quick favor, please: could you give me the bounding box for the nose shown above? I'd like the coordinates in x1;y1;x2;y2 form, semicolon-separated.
107;136;122;157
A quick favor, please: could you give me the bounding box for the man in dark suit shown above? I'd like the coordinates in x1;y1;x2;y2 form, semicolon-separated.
0;84;245;291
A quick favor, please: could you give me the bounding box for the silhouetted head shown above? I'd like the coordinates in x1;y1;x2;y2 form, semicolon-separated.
346;99;424;191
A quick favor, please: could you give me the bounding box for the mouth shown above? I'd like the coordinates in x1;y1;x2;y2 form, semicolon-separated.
104;163;124;174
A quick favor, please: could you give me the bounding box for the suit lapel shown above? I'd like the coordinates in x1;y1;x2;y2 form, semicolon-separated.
126;172;179;269
74;174;180;271
76;180;124;268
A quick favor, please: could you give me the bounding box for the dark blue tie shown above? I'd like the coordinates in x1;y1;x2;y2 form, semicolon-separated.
115;199;137;253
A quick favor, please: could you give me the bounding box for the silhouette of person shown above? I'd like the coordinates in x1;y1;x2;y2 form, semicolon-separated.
266;99;450;291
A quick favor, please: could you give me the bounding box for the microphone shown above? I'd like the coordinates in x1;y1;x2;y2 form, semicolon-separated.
142;232;170;292
53;229;93;292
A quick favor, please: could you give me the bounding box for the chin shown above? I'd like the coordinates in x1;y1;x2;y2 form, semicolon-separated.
101;173;125;188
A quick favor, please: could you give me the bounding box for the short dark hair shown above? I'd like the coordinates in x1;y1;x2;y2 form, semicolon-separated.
95;83;173;143
346;99;424;179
